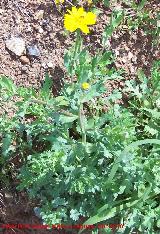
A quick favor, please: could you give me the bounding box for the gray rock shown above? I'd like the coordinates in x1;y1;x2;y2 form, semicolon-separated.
34;207;42;218
27;45;40;57
47;61;54;68
5;36;25;56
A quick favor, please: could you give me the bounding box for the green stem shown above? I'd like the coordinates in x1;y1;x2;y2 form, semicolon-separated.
70;30;82;84
79;103;86;145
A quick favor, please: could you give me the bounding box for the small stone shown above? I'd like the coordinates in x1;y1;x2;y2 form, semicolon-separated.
41;62;47;68
20;56;30;64
50;33;55;40
21;66;28;72
27;45;40;57
34;207;42;218
38;27;44;33
47;61;54;68
5;36;25;56
34;10;44;20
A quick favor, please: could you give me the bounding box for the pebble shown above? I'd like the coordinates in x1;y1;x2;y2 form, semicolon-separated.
27;45;40;57
47;61;54;68
21;66;28;72
41;62;47;68
5;36;25;56
50;33;55;40
34;207;41;218
34;10;44;20
38;27;44;34
20;56;30;64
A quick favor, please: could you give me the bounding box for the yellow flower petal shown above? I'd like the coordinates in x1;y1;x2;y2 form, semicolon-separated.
84;12;96;25
64;7;96;34
77;7;86;16
80;24;90;34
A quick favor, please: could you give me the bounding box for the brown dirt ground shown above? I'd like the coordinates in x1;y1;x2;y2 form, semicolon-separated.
0;0;159;233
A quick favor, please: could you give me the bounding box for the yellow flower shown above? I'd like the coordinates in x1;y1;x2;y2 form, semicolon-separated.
64;7;96;34
81;82;90;90
55;0;64;4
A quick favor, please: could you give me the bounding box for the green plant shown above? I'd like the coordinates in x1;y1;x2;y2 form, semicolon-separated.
80;61;160;234
1;59;159;233
125;61;160;140
0;40;130;226
0;2;159;233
